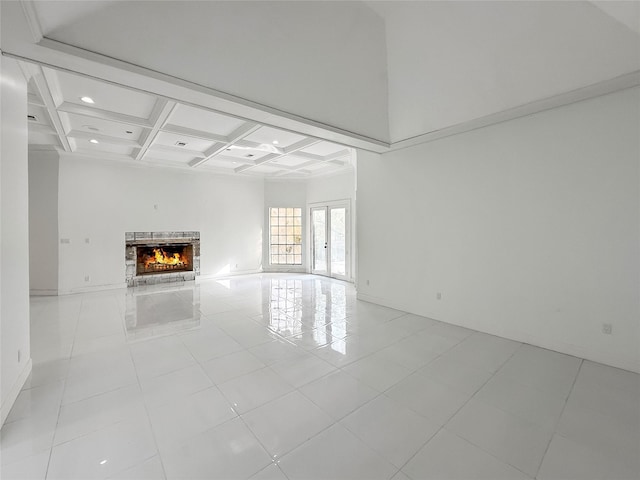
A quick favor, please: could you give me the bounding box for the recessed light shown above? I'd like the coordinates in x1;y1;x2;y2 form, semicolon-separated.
175;141;187;147
272;140;279;145
27;114;38;121
80;96;95;104
83;125;100;132
89;139;99;144
125;130;133;134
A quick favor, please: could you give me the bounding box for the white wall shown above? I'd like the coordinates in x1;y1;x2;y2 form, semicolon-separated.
1;57;31;425
357;87;640;372
307;169;357;282
57;155;264;293
372;1;640;142
29;150;59;294
263;180;307;272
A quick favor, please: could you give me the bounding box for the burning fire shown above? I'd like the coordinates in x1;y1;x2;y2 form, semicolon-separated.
144;248;187;268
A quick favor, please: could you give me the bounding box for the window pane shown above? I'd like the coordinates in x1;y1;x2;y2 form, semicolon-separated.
269;206;303;265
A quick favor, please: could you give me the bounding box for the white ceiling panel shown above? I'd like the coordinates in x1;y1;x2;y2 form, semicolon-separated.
142;149;199;164
249;164;283;174
167;104;246;136
244;126;306;149
152;131;214;153
199;159;239;170
27;105;51;126
53;69;158;119
65;113;145;141
221;146;272;161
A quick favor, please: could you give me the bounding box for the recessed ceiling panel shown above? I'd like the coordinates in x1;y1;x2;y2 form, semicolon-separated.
142;150;199;165
299;141;347;157
27;105;51;127
53;69;158;119
153;131;214;153
249;164;282;174
200;159;239;170
65;113;145;141
222;147;272;161
168;104;246;137
244;126;306;149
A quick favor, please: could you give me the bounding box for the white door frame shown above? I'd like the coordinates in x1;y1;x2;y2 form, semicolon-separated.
309;200;350;281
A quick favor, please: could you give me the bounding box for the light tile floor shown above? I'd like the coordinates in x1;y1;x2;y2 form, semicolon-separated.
1;274;638;480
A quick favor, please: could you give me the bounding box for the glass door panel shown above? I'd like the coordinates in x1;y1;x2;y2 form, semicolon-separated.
311;207;327;274
330;207;346;277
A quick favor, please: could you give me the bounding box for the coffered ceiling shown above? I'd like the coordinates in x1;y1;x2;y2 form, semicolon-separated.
24;63;353;177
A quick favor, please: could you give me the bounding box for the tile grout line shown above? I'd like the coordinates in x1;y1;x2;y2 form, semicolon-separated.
533;357;585;479
43;296;83;480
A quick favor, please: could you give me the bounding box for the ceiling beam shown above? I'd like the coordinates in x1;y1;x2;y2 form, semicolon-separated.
236;137;323;174
29;65;72;152
161;124;228;144
189;122;260;168
134;99;176;160
273;148;350;177
57;102;154;128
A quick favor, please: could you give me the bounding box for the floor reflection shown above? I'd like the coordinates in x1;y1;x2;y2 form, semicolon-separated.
125;283;201;340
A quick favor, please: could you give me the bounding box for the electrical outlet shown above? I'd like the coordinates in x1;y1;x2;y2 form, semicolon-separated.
235;264;239;269
602;323;612;335
17;350;21;363
437;292;442;300
84;275;90;282
85;238;90;244
366;279;370;286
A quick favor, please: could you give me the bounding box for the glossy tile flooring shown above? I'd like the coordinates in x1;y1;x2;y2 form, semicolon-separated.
2;274;639;480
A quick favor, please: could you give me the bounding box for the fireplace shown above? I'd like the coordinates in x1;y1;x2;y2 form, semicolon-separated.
136;244;193;275
125;232;200;286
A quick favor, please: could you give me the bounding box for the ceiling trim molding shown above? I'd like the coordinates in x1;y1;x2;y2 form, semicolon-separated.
389;70;640;153
19;0;43;43
161;124;228;144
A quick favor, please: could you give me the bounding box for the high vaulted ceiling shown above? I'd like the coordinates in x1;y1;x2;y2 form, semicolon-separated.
24;63;353;177
2;1;639;166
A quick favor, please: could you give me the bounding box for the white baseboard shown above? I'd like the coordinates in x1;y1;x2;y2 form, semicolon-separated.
58;282;127;295
357;292;640;374
1;358;32;428
29;289;58;296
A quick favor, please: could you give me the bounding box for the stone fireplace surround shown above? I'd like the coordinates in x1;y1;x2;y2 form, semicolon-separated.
125;231;200;286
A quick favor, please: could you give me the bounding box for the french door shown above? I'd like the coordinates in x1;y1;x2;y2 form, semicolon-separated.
311;203;349;280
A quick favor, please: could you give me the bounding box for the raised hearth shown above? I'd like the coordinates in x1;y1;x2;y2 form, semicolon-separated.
125;231;200;286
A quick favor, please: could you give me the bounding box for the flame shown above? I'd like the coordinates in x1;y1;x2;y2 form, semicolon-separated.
144;248;187;268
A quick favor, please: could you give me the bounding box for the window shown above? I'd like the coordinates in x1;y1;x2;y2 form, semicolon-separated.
269;207;302;265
